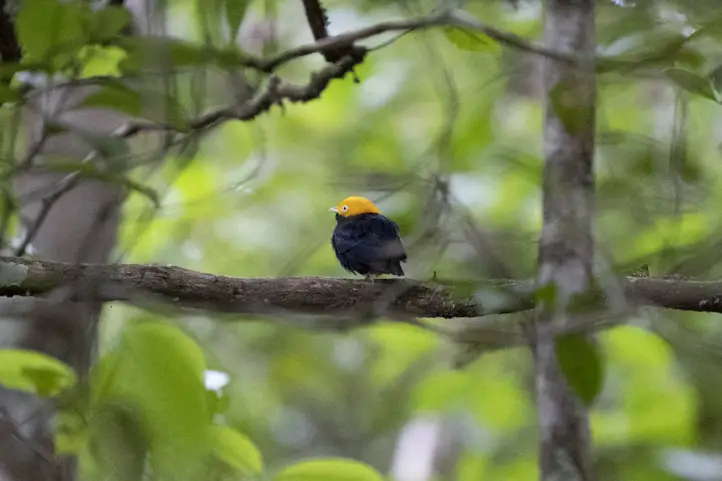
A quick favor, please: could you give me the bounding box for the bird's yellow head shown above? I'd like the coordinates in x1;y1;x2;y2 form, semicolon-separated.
329;196;381;217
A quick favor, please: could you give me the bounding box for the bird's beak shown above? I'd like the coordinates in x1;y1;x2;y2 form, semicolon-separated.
329;207;338;213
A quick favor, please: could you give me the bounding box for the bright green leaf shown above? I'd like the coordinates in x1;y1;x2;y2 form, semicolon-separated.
0;349;76;397
16;0;90;67
555;333;605;406
275;458;384;481
78;45;127;78
665;68;718;102
100;323;209;480
226;0;250;42
442;27;498;52
211;425;263;475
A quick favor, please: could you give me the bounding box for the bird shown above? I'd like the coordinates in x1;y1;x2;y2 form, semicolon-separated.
330;196;407;280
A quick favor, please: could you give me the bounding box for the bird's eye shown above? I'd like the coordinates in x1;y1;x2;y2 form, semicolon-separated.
342;205;348;212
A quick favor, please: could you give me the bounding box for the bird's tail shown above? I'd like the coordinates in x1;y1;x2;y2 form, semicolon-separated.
389;261;404;277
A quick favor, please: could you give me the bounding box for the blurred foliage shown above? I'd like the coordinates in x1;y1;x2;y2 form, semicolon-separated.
1;0;722;479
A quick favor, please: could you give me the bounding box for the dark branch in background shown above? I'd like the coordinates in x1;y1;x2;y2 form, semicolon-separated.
20;7;575;145
14;174;80;256
300;0;360;66
11;51;366;255
257;9;572;73
0;256;721;319
121;51;366;136
301;0;330;40
0;0;20;63
300;0;345;63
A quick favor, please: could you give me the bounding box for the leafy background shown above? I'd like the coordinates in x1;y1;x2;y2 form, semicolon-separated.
3;0;722;479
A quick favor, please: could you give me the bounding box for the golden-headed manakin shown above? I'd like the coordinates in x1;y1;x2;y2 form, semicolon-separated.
330;196;407;279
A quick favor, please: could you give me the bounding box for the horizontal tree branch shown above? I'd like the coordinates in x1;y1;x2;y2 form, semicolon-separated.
0;257;720;321
255;8;573;72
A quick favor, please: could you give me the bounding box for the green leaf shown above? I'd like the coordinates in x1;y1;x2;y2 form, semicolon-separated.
665;68;718;102
197;0;225;46
207;389;230;417
0;84;22;105
90;6;131;42
225;0;250;42
78;45;126;78
99;323;210;480
549;80;590;134
16;0;90;67
555;333;604;406
707;63;722;98
0;62;44;81
41;158;160;206
118;37;252;74
534;281;558;311
88;402;148;481
211;425;263;475
275;459;384;481
79;81;189;131
16;0;61;61
442;27;498;52
0;349;76;397
55;406;87;454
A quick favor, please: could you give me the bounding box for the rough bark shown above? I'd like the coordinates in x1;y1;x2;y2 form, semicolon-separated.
533;0;597;480
0;257;716;319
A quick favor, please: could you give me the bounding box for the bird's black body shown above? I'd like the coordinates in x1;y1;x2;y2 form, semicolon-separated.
332;213;407;276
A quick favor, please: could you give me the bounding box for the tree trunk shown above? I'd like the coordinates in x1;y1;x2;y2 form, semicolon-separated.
533;0;597;480
0;85;128;481
0;0;155;475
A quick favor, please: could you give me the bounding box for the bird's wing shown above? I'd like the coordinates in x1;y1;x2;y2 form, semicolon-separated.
374;217;407;262
334;217;406;261
332;228;378;257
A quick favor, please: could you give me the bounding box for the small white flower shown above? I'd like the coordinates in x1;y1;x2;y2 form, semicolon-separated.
204;370;230;392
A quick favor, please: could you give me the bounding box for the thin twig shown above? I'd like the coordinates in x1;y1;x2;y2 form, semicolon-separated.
257;9;574;72
14;173;81;256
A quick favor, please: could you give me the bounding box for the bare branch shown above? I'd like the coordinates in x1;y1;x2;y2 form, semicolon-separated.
117;51;366;138
300;0;355;63
257;9;572;72
14;174;80;256
0;256;719;321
